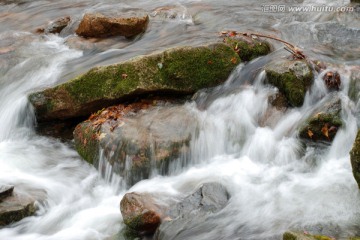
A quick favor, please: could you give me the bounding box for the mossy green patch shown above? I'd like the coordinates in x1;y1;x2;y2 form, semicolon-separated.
265;60;313;107
350;130;360;188
29;43;242;121
299;96;342;142
224;37;271;61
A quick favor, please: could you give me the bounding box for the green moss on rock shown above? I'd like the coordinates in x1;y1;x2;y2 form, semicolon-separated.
29;43;240;122
299;95;342;142
350;130;360;188
265;60;313;107
73;102;194;186
224;36;272;61
283;232;333;240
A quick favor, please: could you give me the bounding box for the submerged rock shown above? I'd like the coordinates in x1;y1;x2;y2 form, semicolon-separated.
349;68;360;102
76;13;149;38
154;182;229;240
299;94;342;142
283;231;333;240
36;16;71;34
74;100;195;186
29;43;240;122
350;130;360;188
265;59;313;107
0;190;37;226
120;192;166;234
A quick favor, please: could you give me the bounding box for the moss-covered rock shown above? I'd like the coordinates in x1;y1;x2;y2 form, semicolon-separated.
29;43;241;122
223;35;271;61
120;192;166;234
265;59;313;107
73;100;195;186
283;231;334;240
350;130;360;188
299;94;342;142
283;231;360;240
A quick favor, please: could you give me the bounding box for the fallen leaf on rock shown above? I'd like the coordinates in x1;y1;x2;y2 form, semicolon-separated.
231;57;237;64
321;124;329;139
307;129;314;138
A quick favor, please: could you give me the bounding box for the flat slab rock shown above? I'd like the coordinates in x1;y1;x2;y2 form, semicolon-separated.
0;191;36;226
0;185;14;201
154;182;230;240
76;12;149;38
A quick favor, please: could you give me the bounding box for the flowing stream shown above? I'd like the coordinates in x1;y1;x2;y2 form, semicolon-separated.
0;0;360;239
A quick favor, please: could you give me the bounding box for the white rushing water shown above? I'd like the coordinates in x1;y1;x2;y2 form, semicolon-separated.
0;0;360;239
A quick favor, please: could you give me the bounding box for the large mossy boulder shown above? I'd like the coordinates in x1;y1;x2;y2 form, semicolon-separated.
350;130;360;188
74;101;196;186
299;94;342;142
120;192;166;235
76;13;149;38
29;43;241;122
154;182;229;240
265;59;313;107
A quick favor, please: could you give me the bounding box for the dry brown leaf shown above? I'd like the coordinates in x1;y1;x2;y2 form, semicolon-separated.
307;129;314;138
322;124;329;139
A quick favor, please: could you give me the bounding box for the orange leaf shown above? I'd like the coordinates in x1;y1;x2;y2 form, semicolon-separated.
231;57;237;64
321;124;329;139
307;129;314;138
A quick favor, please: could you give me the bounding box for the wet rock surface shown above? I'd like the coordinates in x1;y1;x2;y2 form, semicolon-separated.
0;186;37;226
36;16;71;34
265;59;313;107
283;231;332;240
350;130;360;188
120;192;166;234
154;182;229;240
299;93;342;143
29;43;240;122
74;100;196;186
76;13;149;38
0;185;14;201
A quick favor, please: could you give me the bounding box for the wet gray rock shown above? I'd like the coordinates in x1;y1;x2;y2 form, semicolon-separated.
265;59;313;107
0;185;14;201
0;190;37;226
74;101;196;186
120;192;166;234
154;182;230;240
